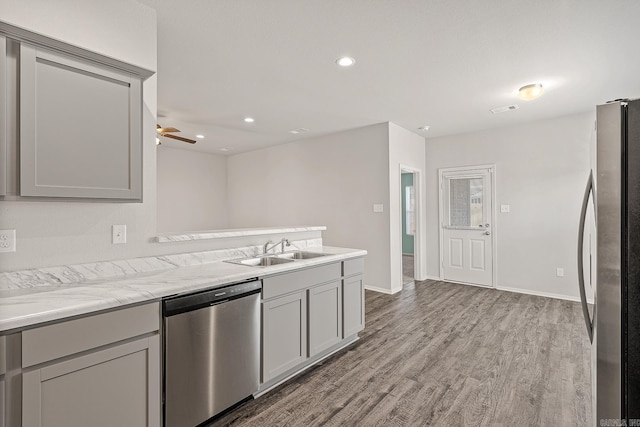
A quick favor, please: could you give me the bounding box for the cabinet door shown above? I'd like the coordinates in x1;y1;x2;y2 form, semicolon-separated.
22;335;159;427
343;275;365;338
0;377;4;427
19;44;142;200
262;291;307;382
0;35;6;196
308;280;342;357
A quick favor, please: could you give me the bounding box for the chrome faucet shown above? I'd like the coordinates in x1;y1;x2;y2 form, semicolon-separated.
263;238;291;254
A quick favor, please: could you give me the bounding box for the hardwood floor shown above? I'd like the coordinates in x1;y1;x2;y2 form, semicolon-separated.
211;280;592;426
402;255;414;285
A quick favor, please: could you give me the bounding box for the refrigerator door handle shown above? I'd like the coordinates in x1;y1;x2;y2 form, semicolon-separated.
577;170;594;342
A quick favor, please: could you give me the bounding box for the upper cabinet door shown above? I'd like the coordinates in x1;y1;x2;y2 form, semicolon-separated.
0;35;6;197
19;44;142;200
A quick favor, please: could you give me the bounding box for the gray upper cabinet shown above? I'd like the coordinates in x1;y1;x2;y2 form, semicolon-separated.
19;44;142;200
0;35;6;196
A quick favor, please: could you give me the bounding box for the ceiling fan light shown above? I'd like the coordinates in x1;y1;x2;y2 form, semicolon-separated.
518;83;543;101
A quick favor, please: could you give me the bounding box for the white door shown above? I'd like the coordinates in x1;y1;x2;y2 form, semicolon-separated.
440;167;494;287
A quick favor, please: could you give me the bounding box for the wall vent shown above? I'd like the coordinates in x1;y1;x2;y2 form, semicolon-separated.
490;105;519;114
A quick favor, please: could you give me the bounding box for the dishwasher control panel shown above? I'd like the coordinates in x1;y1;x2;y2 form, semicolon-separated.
163;279;261;317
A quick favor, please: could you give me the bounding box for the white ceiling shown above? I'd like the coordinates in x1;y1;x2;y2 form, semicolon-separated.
139;0;640;154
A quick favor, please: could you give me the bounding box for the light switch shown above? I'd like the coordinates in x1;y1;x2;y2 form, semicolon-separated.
556;267;564;277
373;204;384;213
112;225;127;244
500;204;510;213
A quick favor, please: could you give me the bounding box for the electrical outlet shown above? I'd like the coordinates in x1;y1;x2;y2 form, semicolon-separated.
373;204;384;213
500;204;510;213
0;230;16;253
112;225;127;244
556;267;564;277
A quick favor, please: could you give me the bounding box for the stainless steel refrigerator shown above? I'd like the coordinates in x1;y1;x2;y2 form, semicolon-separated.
578;99;640;425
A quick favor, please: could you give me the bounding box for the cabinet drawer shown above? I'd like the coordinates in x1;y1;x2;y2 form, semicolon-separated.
343;258;365;277
22;303;159;368
263;263;341;300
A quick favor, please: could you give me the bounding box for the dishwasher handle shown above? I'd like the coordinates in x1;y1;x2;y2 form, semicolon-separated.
163;279;261;317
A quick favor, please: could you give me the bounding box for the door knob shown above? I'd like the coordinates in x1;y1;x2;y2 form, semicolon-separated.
485;231;491;235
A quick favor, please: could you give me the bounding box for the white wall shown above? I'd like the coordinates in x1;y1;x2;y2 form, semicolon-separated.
157;147;228;232
0;2;324;272
388;123;426;292
425;112;594;300
227;123;391;289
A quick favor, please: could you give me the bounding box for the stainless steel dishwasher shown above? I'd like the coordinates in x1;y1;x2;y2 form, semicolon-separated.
163;279;261;427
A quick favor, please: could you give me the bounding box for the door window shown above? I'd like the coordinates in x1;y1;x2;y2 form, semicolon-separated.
448;177;484;228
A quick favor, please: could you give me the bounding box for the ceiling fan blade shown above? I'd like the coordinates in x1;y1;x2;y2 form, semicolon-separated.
157;126;180;133
162;134;197;144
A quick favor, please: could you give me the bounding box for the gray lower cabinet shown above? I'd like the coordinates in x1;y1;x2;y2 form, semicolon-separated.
22;336;159;427
18;302;160;427
343;275;365;338
262;291;307;382
308;280;342;356
0;377;5;427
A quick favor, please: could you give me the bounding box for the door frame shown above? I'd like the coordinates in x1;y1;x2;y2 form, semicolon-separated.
398;164;425;287
438;164;497;288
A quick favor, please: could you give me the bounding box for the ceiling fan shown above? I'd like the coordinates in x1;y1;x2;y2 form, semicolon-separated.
156;124;196;144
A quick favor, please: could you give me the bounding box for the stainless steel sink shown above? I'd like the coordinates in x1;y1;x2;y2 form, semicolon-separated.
226;256;295;267
278;251;330;260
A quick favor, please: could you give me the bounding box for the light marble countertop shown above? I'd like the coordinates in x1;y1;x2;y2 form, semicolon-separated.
0;246;366;333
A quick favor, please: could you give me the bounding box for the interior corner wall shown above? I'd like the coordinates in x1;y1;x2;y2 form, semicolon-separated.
388;122;427;292
226;123;391;290
425;111;594;300
0;0;159;271
157;147;229;233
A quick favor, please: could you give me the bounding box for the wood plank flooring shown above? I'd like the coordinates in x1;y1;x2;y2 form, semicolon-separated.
210;280;592;426
402;255;414;285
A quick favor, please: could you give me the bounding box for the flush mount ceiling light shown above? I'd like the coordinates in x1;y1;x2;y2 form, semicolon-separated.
244;117;255;123
195;134;205;139
517;83;544;101
418;126;430;131
336;56;356;67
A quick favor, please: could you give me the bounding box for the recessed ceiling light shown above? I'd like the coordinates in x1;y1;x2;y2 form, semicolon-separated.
418;126;430;131
220;148;230;152
336;56;356;67
195;134;204;139
289;130;299;134
517;83;543;101
244;117;255;123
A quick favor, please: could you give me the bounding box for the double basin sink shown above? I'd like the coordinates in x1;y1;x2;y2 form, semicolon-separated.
225;251;330;267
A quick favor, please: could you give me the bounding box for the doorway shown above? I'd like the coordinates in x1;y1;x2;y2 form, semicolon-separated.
401;172;416;285
438;165;496;288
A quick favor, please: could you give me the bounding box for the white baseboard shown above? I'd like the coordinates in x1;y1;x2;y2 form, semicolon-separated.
365;285;402;295
426;275;442;281
496;285;593;304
